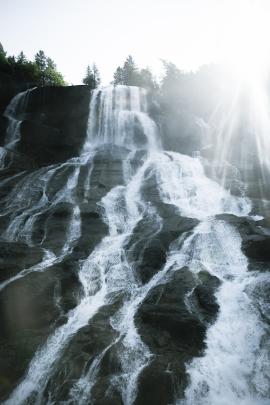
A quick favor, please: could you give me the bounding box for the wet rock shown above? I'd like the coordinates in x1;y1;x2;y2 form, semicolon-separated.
3;86;91;166
45;302;122;404
0;146;35;174
0;267;61;399
0;73;32;116
242;236;270;263
0;241;43;282
40;202;74;253
128;203;198;283
0;116;8;145
74;209;108;259
135;360;176;405
135;267;220;404
216;213;270;266
18;120;66;166
193;271;220;321
136;269;205;349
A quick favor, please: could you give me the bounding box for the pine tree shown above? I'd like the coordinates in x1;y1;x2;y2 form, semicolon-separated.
122;55;139;85
82;64;100;89
35;50;47;85
92;63;101;87
46;57;56;70
113;66;124;85
0;42;7;66
16;51;27;64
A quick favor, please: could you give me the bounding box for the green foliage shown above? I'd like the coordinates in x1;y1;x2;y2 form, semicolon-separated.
122;55;139;85
113;55;139;86
16;51;27;64
138;67;158;91
34;50;66;86
113;55;157;90
159;60;185;112
113;66;124;85
82;63;101;89
0;42;8;68
0;44;66;87
44;66;66;86
35;50;47;72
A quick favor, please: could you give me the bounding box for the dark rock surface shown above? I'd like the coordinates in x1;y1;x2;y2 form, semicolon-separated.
0;84;269;405
0;73;33;115
216;213;270;268
135;267;220;405
127;203;198;283
5;86;91;166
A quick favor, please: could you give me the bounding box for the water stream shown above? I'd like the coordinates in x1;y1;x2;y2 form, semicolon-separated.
1;85;269;405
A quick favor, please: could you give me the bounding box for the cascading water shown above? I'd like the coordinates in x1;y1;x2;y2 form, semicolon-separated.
1;85;269;405
3;88;34;148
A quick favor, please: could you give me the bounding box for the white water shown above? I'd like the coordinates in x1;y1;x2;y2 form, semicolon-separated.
3;88;35;148
3;86;161;404
3;85;270;405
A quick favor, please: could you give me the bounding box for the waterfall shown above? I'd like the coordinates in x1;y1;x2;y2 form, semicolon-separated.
83;85;160;152
2;86;269;405
3;88;34;148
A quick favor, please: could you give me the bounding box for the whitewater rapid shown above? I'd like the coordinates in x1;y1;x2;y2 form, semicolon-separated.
1;85;269;405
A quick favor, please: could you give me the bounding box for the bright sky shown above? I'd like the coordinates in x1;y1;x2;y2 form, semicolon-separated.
1;0;270;85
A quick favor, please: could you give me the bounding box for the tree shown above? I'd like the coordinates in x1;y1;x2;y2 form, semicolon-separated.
92;63;101;87
0;46;65;86
16;51;27;64
46;57;56;70
122;55;139;85
137;67;158;91
34;50;66;86
83;64;100;89
0;43;8;68
113;57;157;91
113;55;139;86
44;65;66;86
113;66;124;85
35;50;47;85
35;50;47;71
160;60;184;106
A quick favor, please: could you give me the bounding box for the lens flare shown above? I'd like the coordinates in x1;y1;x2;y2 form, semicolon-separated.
204;0;270;197
219;0;270;85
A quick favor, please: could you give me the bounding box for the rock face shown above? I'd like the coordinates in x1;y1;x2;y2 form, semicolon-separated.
216;213;270;268
2;86;91;166
0;85;269;405
134;268;220;405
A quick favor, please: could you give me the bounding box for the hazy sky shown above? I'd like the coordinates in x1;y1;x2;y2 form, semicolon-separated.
1;0;270;84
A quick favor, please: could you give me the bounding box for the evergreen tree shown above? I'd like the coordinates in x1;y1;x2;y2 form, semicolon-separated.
16;51;27;64
83;64;100;89
0;46;65;86
138;67;158;91
0;42;8;67
113;56;157;90
113;66;124;85
92;63;101;87
161;61;182;92
35;50;47;71
46;57;56;70
35;50;47;85
34;51;65;86
122;55;139;85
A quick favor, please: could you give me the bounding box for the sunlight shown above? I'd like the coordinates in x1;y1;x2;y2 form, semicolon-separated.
206;0;270;184
220;0;270;86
